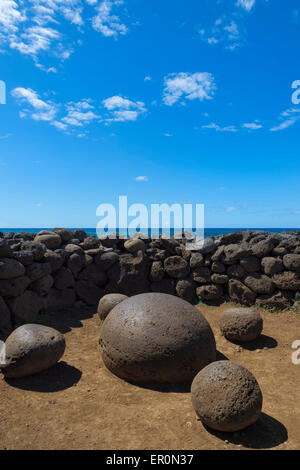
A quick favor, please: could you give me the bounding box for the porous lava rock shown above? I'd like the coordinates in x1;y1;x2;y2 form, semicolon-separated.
99;293;216;384
34;231;61;250
1;324;66;378
191;360;263;432
219;307;263;342
97;293;128;320
124;238;145;253
228;279;256;305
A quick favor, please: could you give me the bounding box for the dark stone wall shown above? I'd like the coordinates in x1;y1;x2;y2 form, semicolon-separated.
0;228;300;340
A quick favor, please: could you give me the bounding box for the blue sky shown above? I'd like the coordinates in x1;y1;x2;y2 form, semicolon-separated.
0;0;300;228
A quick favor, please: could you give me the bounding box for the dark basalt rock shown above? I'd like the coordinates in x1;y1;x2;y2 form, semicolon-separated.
99;293;216;384
191;361;263;432
0;258;25;280
97;293;128;320
219;307;263;342
228;279;257;305
1;324;65;378
196;284;223;301
175;278;197;303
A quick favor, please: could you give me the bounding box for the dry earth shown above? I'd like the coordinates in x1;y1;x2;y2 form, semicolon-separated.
0;302;299;450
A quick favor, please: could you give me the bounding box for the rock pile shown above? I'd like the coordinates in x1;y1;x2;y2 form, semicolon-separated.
0;228;299;339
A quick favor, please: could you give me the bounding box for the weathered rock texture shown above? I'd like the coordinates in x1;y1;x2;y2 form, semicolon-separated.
0;229;299;339
219;308;263;342
191;360;263;432
1;324;65;378
99;293;216;384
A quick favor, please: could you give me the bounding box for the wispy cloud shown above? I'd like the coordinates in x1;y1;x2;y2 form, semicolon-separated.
12;87;146;132
199;18;244;51
134;176;148;182
61;100;100;127
102;95;146;122
162;72;216;106
270;108;300;132
242;122;263;130
236;0;256;12
201;122;237;132
92;0;128;38
0;0;130;71
11;87;58;121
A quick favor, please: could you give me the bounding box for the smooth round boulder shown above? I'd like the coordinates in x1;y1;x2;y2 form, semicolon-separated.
99;292;216;384
97;293;128;320
219;307;263;342
1;324;66;378
191;361;263;432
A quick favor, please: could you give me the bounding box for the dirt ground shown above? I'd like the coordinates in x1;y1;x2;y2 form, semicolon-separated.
0;301;299;450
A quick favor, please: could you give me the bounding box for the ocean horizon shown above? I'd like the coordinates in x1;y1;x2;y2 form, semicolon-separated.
1;227;299;238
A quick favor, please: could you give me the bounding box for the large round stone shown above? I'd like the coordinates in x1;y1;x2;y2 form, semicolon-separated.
99;293;216;384
1;324;66;378
97;293;128;320
219;307;263;342
191;361;263;432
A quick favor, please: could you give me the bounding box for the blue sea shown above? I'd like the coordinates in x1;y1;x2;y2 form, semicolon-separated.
1;228;299;237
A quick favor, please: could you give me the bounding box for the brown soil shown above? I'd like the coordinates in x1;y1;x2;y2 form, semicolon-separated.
1;302;299;450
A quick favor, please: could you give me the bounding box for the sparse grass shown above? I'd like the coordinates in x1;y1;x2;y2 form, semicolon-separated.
259;304;278;313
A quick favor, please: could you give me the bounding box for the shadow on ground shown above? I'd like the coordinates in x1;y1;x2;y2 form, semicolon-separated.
232;334;278;351
36;305;97;334
5;361;82;393
203;412;288;449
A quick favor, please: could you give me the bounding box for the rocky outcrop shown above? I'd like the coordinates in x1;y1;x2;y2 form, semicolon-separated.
0;228;299;339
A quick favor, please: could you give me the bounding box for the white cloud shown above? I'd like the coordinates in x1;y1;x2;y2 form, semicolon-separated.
242;122;263;130
102;95;146;122
144;76;152;82
11;87;57;121
163;72;216;106
92;0;128;37
0;0;130;70
134;176;148;182
270;108;300;132
61;6;83;26
202;122;237;132
226;206;237;212
12;87;145;132
199;18;244;51
10;26;61;56
164;133;173;137
0;1;26;34
11;87;102;131
236;0;256;12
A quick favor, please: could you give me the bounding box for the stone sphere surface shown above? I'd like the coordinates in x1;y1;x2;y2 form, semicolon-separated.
99;292;216;384
191;361;263;432
1;324;65;378
97;293;128;320
219;307;263;342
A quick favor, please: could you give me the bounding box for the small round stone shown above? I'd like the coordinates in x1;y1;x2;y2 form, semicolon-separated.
191;360;263;432
1;324;66;378
99;292;216;384
219;307;263;342
97;293;128;320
